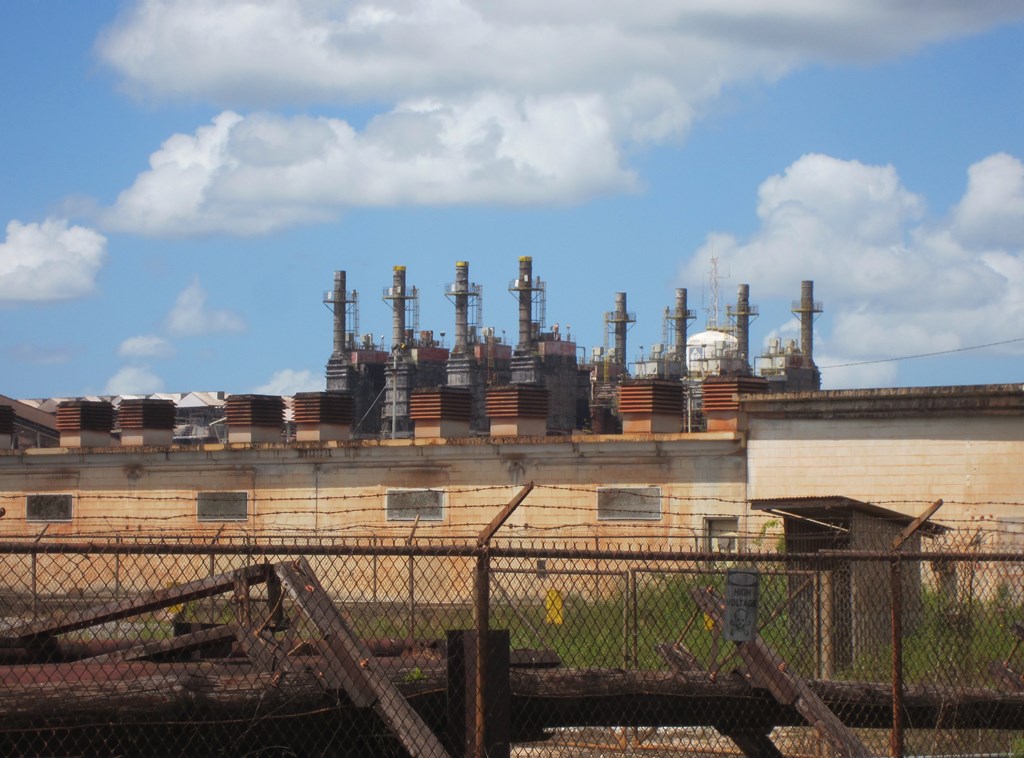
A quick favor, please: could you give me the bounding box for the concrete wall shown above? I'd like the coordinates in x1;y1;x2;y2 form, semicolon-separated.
0;433;746;545
746;414;1024;535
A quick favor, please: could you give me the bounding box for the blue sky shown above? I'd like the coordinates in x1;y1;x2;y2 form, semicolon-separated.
2;1;1024;398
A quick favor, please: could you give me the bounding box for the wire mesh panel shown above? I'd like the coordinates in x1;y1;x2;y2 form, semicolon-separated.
3;535;1024;756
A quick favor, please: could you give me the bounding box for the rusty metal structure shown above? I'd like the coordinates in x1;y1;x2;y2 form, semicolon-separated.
726;283;759;371
3;498;1024;758
757;279;823;392
314;259;827;437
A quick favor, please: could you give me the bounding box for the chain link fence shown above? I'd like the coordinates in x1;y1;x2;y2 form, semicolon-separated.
2;529;1024;756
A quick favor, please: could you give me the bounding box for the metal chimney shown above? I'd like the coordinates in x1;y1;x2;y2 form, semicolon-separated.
517;256;533;350
614;292;628;366
391;266;406;351
674;288;689;359
736;284;750;363
792;280;823;367
726;283;758;371
453;261;469;354
332;271;346;356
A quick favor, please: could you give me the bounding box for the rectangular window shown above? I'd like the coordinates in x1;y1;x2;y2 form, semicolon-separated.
597;487;661;521
386;489;444;521
197;491;248;522
26;494;73;522
705;516;740;552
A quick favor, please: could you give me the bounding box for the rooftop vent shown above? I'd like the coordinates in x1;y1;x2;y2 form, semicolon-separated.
486;384;548;437
56;400;114;447
225;394;284;444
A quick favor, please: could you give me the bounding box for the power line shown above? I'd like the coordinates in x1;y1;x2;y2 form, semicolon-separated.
820;335;1024;369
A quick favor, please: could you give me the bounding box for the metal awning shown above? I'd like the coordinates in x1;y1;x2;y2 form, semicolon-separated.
751;495;949;538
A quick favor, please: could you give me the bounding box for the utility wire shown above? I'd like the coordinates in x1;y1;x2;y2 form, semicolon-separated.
820;335;1024;369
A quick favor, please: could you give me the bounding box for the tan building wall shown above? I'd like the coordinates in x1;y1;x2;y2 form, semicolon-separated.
0;433;746;543
744;385;1024;548
0;432;746;605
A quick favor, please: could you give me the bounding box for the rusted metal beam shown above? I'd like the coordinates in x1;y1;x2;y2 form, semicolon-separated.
721;730;785;758
4;563;272;643
477;482;534;547
890;499;944;551
274;558;448;758
693;587;872;758
656;640;782;757
0;539;1014;563
88;624;240;664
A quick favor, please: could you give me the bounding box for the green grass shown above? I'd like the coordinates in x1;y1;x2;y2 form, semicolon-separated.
159;568;1024;692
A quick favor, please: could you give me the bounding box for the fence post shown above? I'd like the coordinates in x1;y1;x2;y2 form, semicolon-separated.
31;526;48;621
821;569;835;680
474;548;491;758
888;498;944;758
30;550;37;621
406;516;420;638
890;555;904;758
114;536;122;600
469;482;534;758
628;569;639;668
209;525;225;578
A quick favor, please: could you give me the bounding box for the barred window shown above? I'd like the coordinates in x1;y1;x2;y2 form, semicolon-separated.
597;487;661;521
705;516;739;552
386;489;444;521
197;491;248;522
26;494;73;522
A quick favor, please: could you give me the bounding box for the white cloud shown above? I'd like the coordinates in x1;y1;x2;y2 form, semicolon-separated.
165;277;245;337
118;335;175;359
97;1;1022;108
104;365;165;395
93;1;1024;235
681;152;1024;385
0;218;107;303
952;153;1024;250
102;102;634;235
252;369;322;396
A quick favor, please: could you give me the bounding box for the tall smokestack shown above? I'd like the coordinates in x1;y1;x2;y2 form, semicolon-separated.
453;261;469;354
391;266;406;351
736;284;750;364
517;256;533;351
674;288;688;359
800;280;815;367
614;292;628;366
332;271;346;357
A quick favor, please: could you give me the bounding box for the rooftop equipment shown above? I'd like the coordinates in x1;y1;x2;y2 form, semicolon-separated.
664;288;696;362
792;280;823;368
508;257;546;352
726;284;759;368
445;261;483;354
604;292;636;370
382;266;419;352
323;271;359;359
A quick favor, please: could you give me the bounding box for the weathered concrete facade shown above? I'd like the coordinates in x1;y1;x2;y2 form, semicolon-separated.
0;433;746;544
1;383;1022;548
743;384;1024;544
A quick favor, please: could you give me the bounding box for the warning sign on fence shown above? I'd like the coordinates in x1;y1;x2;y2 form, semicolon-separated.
724;568;759;643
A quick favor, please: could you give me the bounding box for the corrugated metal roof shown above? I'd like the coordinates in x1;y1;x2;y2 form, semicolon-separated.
751;496;948;537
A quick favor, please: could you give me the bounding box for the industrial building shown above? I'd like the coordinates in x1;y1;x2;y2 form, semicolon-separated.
318;256;822;440
0;257;1020;550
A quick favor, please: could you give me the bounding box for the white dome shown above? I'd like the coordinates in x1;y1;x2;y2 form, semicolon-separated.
685;329;738;373
687;330;737;348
